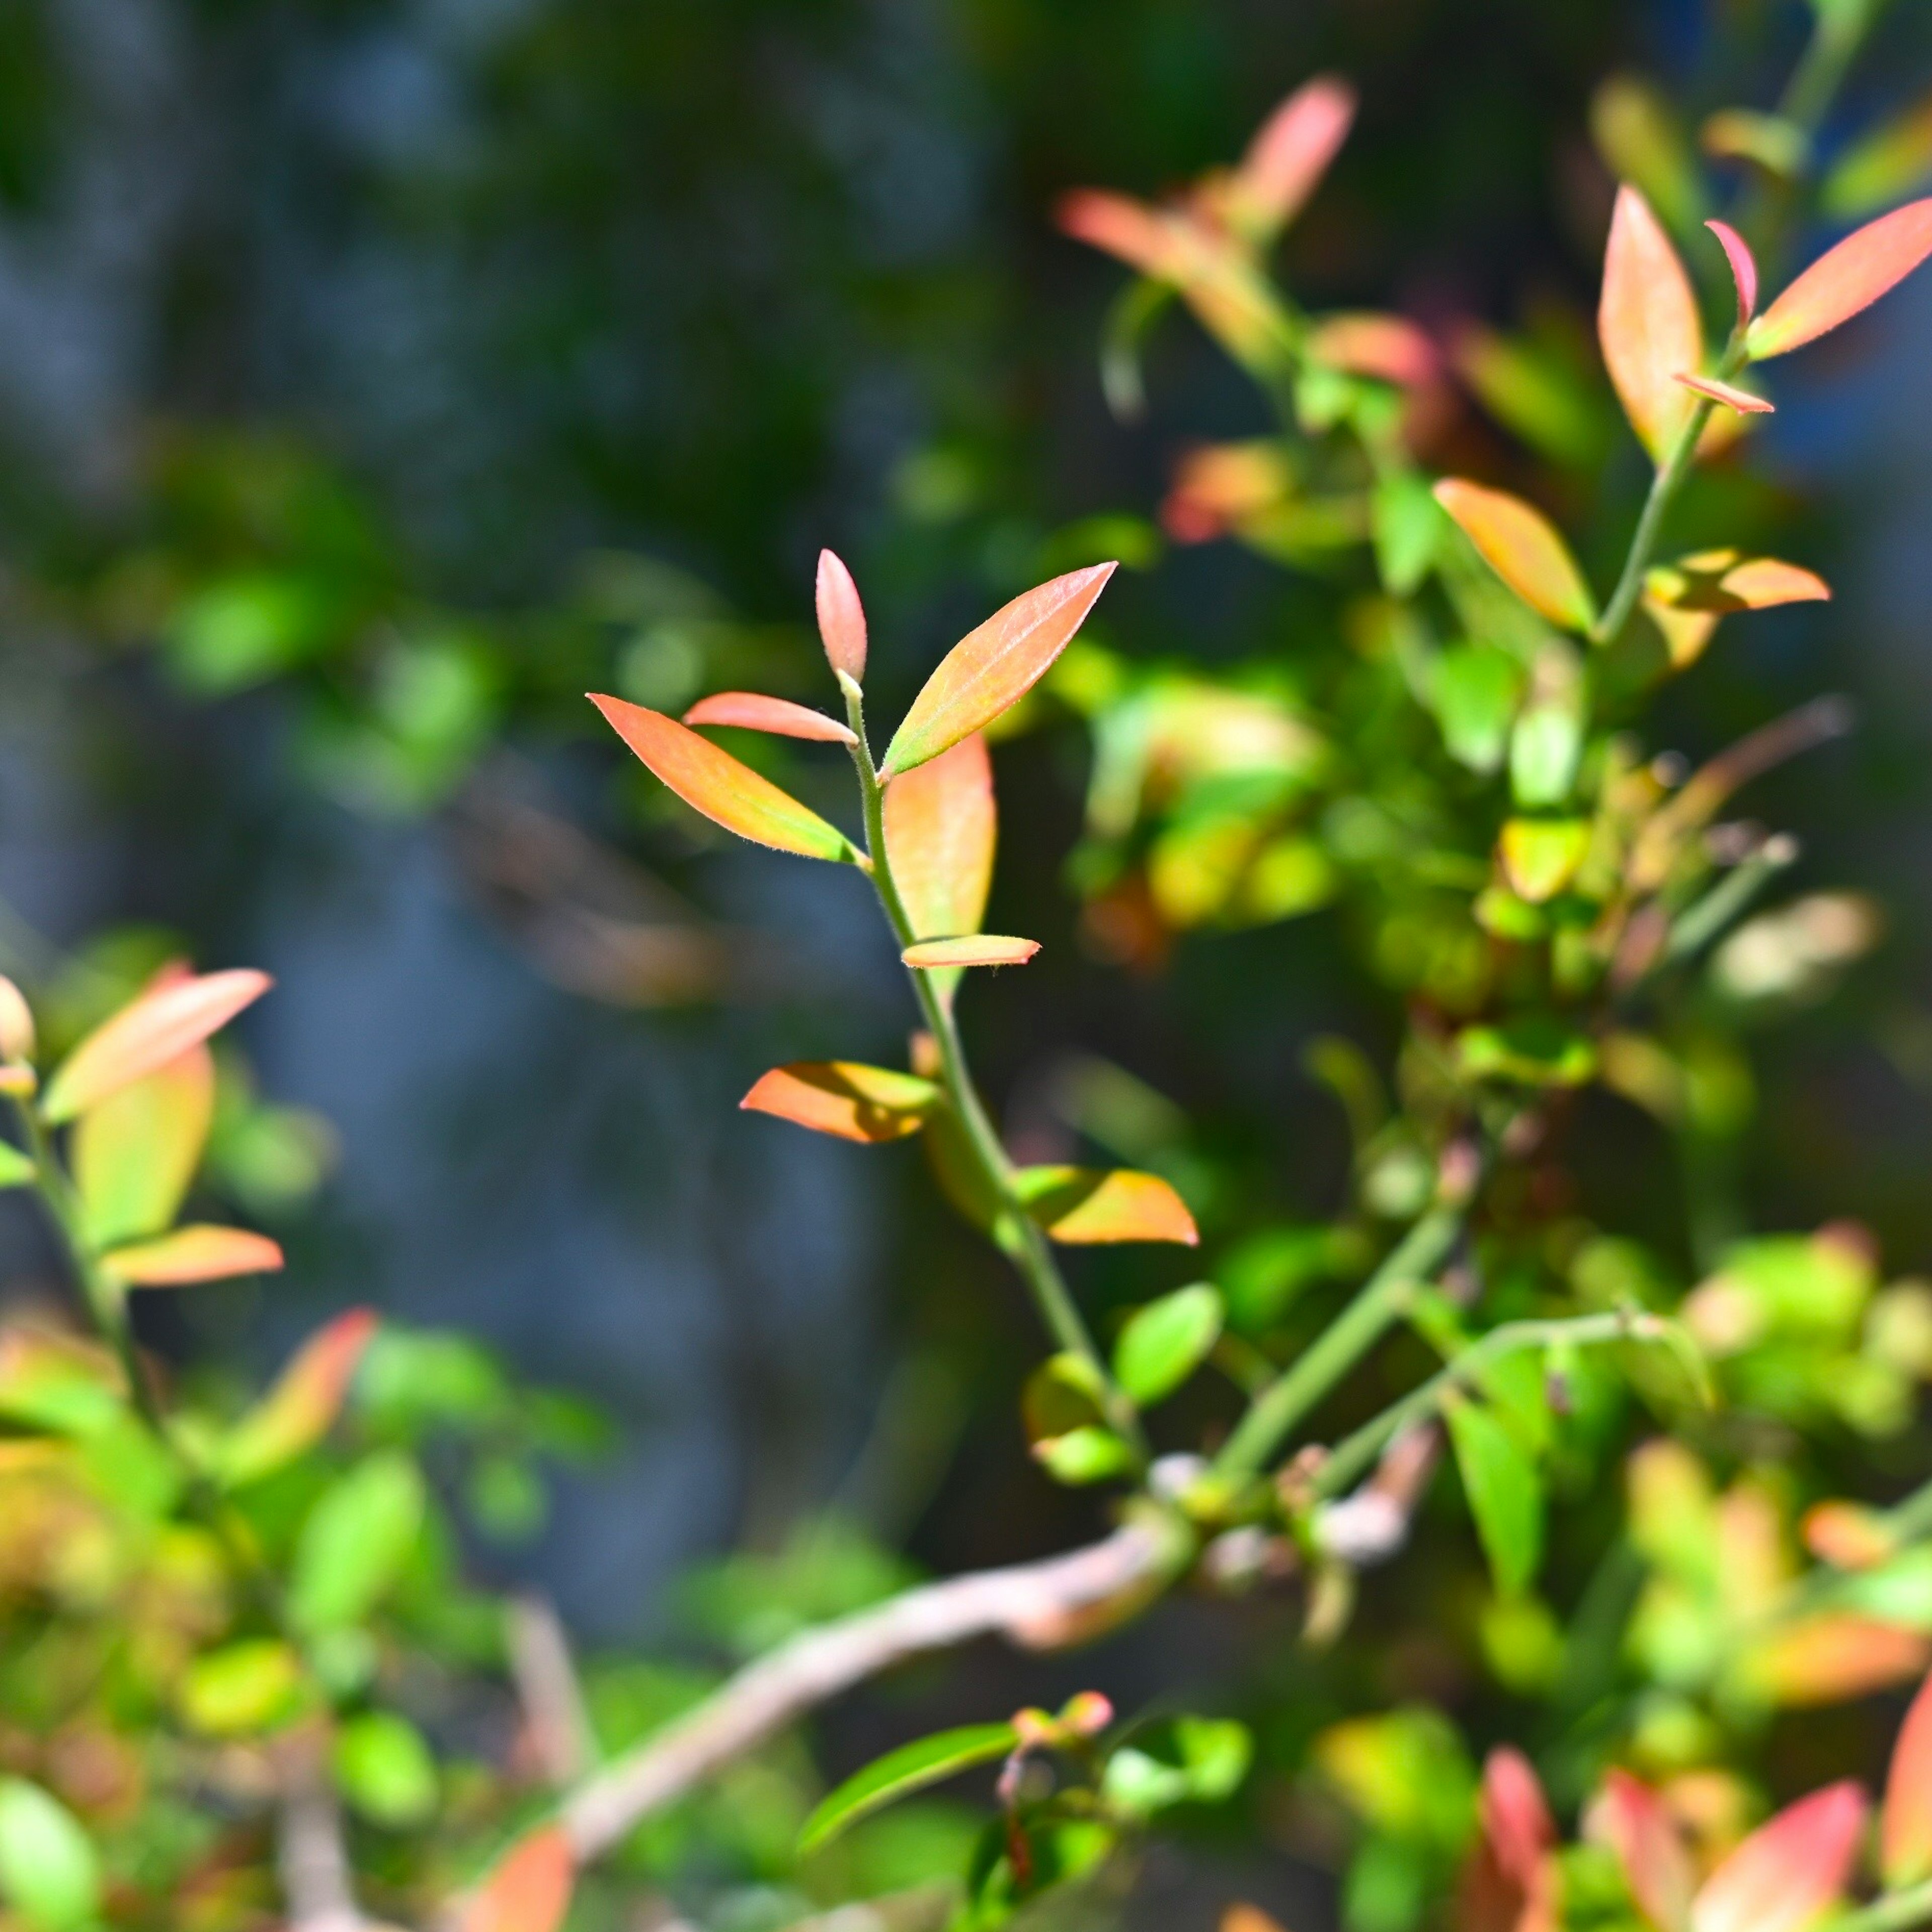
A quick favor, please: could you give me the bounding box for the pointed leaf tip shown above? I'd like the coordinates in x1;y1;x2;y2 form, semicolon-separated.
1674;372;1774;415
902;935;1039;970
1016;1165;1198;1245
1706;218;1759;325
1601;185;1705;461
1233;75;1357;236
1690;1783;1867;1932
590;693;855;862
882;563;1116;776
1885;1673;1932;1886
798;1723;1019;1856
816;549;868;685
1750;197;1932;358
1433;479;1595;632
103;1225;285;1288
683;691;857;745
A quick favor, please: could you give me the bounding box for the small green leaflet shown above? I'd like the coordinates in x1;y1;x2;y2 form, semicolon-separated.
0;1779;100;1931
1113;1284;1224;1406
798;1722;1018;1855
1444;1394;1543;1597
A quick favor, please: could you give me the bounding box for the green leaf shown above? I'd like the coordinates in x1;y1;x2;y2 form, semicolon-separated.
1456;1017;1598;1088
180;1639;306;1736
1429;644;1524;774
1099;1717;1253;1818
1372;470;1443;596
72;1048;215;1249
0;1143;34;1189
1509;704;1582;808
0;1780;99;1931
289;1449;426;1634
1112;1284;1224;1406
799;1723;1018;1856
333;1711;439;1828
1444;1395;1543;1596
1033;1426;1137;1486
1022;1351;1109;1442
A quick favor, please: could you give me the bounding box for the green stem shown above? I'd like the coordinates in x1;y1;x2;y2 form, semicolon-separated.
1591;391;1720;647
1212;1201;1464;1484
1832;1881;1932;1932
841;688;1147;1467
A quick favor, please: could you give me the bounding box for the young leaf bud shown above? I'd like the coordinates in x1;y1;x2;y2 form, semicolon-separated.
816;549;868;685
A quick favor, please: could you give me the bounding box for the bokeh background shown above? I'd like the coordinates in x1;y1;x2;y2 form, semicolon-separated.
1;0;1931;1872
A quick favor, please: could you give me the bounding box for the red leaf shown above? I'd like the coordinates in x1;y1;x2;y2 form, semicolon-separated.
884;733;997;944
102;1225;285;1288
1750;197;1932;357
1600;186;1705;461
1229;76;1357;236
1306;311;1439;387
1015;1166;1198;1245
1706;218;1760;325
881;564;1116;776
1587;1769;1696;1932
461;1826;575;1932
1433;480;1595;632
221;1308;380;1484
902;936;1039;970
1674;372;1774;415
816;549;868;685
683;692;856;745
589;695;855;862
741;1063;941;1144
42;970;272;1124
1689;1783;1867;1932
1885;1673;1932;1886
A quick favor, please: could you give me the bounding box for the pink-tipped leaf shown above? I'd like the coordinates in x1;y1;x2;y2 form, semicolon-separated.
1306;311;1439;387
881;564;1116;776
1588;1770;1696;1932
1016;1166;1199;1245
1884;1672;1932;1886
1433;480;1596;632
461;1826;575;1932
1749;198;1932;357
1689;1782;1867;1932
590;694;855;862
884;733;997;942
43;970;272;1125
683;692;856;745
902;935;1039;970
221;1308;380;1485
1674;372;1774;415
741;1063;941;1145
1231;76;1357;236
103;1225;285;1288
816;549;868;685
1600;186;1705;461
1706;219;1759;325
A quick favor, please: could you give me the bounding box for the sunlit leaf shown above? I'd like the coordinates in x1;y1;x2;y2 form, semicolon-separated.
1445;1394;1543;1596
179;1639;305;1736
882;565;1116;776
1373;469;1445;596
0;977;33;1063
884;732;997;944
588;694;856;861
1748;199;1932;358
0;1779;99;1932
1500;819;1590;904
0;1144;34;1189
1737;1614;1929;1705
461;1827;575;1932
1457;1018;1597;1088
1706;218;1760;325
334;1710;438;1827
220;1307;380;1486
902;935;1039;970
42;969;272;1124
1015;1166;1199;1245
1824;92;1932;220
1433;480;1595;633
683;691;856;745
816;548;868;684
1431;645;1525;773
740;1062;941;1144
289;1448;426;1634
1674;372;1773;415
1113;1284;1223;1406
1225;75;1356;238
1884;1672;1932;1885
1646;550;1829;612
799;1723;1019;1855
1692;1786;1867;1932
72;1043;214;1250
102;1225;284;1287
1600;185;1705;461
1034;1424;1137;1485
1587;1769;1695;1932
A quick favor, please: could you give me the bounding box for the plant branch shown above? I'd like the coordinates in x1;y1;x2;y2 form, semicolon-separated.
276;1736;370;1932
1833;1881;1932;1932
559;1513;1190;1862
1591;392;1721;647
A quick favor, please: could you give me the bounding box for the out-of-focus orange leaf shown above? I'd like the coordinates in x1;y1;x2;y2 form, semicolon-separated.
1600;185;1704;461
1465;1748;1558;1932
1739;1615;1929;1705
1161;442;1294;542
460;1826;574;1932
740;1063;941;1144
1706;219;1759;325
43;970;272;1125
1749;198;1932;357
816;549;868;685
882;565;1116;777
884;733;996;942
1647;550;1830;612
1675;373;1774;415
1433;480;1595;632
902;936;1039;970
589;695;856;863
101;1226;285;1288
683;692;856;745
1884;1673;1932;1885
1221;1908;1287;1932
220;1308;379;1486
1689;1783;1868;1932
1306;312;1438;387
1588;1769;1695;1932
72;1043;215;1250
1226;75;1356;237
1803;1500;1897;1570
1016;1167;1198;1246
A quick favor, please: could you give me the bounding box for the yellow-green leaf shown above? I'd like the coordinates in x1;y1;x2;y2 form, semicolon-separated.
740;1063;940;1144
1016;1166;1199;1245
72;1044;214;1250
799;1724;1018;1857
179;1639;305;1736
1445;1394;1543;1597
219;1308;380;1486
0;1780;99;1932
289;1450;425;1634
1113;1284;1223;1406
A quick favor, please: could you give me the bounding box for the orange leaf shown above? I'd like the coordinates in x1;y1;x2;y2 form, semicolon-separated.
1706;218;1759;325
221;1308;380;1485
1056;189;1186;280
589;695;856;862
884;733;997;945
1885;1673;1932;1886
461;1827;575;1932
1587;1769;1696;1932
902;936;1039;970
1802;1500;1897;1570
1433;479;1595;632
1750;197;1932;357
1689;1783;1868;1932
1016;1167;1198;1245
1600;186;1705;462
881;564;1116;776
740;1063;940;1144
1306;311;1439;387
1647;550;1830;612
102;1225;285;1288
72;1043;215;1249
43;970;272;1124
1229;75;1357;236
1741;1615;1929;1706
816;548;868;685
1674;372;1773;415
683;692;856;745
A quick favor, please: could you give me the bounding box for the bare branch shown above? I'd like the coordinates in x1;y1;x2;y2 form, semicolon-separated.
276;1735;369;1932
508;1593;599;1786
